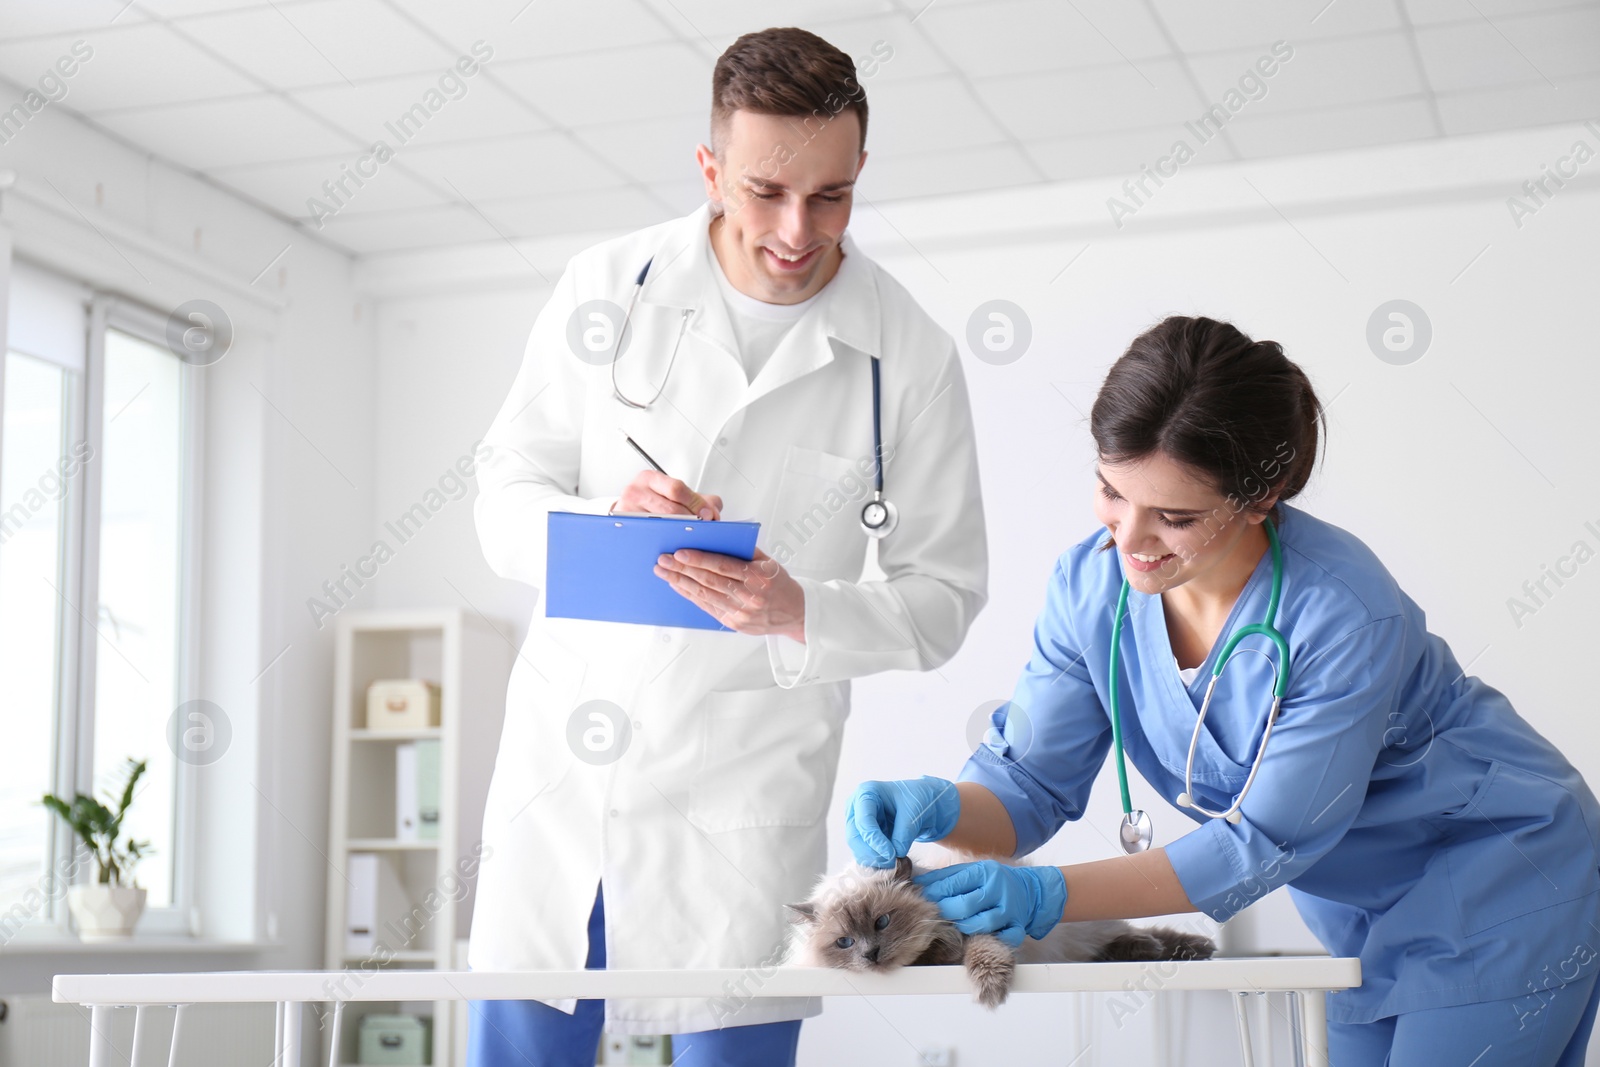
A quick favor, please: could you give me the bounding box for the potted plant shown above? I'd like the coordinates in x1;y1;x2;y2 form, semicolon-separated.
41;757;156;941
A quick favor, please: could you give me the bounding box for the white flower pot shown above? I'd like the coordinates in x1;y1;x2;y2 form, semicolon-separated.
67;884;147;941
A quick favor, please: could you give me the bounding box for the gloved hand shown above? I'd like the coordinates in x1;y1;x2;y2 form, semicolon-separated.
844;776;961;868
911;860;1068;948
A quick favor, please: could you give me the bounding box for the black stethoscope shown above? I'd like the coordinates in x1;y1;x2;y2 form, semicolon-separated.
609;256;897;539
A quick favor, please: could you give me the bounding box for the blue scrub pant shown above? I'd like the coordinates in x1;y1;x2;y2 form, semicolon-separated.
1327;971;1600;1066
465;883;802;1067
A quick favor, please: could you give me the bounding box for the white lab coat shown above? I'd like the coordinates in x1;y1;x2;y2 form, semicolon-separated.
468;201;988;1034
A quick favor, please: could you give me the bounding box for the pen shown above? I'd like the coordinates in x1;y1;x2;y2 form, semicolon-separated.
624;434;668;475
621;432;716;520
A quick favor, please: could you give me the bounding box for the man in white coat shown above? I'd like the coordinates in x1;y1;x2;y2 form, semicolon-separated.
466;26;987;1067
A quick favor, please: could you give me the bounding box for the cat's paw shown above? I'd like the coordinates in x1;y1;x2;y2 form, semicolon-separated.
1163;930;1217;960
962;934;1016;1010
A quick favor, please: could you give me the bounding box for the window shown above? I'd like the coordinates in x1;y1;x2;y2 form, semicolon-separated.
0;263;202;939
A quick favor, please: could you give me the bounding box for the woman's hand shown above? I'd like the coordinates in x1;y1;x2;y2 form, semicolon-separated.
844;776;962;868
912;860;1067;947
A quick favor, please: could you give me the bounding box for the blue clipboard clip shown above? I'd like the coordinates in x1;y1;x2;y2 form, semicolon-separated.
545;510;762;631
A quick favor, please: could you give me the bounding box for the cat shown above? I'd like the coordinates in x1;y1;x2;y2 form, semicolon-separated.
784;856;1216;1009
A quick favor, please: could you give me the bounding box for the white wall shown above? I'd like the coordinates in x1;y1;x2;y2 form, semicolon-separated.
358;124;1600;1065
0;81;377;1046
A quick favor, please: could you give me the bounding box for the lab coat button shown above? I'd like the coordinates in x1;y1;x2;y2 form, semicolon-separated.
660;632;671;643
609;809;620;818
717;436;728;446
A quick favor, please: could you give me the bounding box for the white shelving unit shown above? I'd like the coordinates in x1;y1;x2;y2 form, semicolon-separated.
323;609;515;1067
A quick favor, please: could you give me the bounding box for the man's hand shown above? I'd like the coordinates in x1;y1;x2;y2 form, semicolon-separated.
611;470;723;520
654;547;806;642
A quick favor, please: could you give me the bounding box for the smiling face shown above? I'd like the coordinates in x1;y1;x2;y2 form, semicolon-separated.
1092;451;1277;601
695;108;866;304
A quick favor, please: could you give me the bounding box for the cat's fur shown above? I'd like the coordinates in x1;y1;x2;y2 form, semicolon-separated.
784;857;1215;1008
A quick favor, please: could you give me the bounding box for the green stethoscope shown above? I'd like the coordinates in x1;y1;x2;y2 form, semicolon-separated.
1109;516;1292;855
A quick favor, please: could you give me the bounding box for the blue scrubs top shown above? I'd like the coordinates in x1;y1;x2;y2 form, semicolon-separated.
958;502;1600;1024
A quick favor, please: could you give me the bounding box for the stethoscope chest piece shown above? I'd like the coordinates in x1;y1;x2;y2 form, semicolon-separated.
1120;809;1153;854
860;494;898;538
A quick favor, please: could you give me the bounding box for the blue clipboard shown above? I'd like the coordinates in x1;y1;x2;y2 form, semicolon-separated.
546;511;762;631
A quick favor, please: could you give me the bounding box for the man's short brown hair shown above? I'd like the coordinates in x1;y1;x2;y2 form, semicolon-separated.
710;27;868;154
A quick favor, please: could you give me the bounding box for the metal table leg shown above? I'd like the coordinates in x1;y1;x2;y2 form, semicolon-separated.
1286;990;1306;1067
1233;991;1256;1067
1298;989;1329;1067
327;1001;346;1067
168;1005;189;1067
281;1001;302;1067
88;1005;115;1067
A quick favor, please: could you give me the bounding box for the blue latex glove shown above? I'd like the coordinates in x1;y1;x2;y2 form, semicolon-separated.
844;776;961;868
911;860;1068;948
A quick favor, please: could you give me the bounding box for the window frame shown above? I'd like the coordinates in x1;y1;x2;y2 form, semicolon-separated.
25;291;207;938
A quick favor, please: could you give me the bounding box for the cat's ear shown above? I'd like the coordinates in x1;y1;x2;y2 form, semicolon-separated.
892;856;915;883
785;902;818;925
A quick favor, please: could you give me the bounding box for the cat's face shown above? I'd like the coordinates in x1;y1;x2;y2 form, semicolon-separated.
786;858;944;972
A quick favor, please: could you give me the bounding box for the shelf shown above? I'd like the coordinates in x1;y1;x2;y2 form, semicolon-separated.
347;838;439;850
330;609;516;1066
1;936;282;955
342;950;438;963
351;727;442;741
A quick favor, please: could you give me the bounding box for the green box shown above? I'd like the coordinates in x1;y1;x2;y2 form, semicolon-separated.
358;1013;432;1065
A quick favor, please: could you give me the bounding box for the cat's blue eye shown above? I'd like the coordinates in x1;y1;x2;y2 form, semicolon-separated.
874;914;890;931
835;936;855;949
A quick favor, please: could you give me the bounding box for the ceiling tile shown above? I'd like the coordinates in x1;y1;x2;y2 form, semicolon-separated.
1223;97;1439;157
0;0;149;35
787;16;949;84
312;202;497;253
289;73;548;147
492;41;710;127
1462;6;1600;85
1029;127;1205;182
477;186;669;237
397;132;630;200
917;0;1171;77
93;94;361;169
1186;36;1425;118
384;0;677;63
580;112;708;185
971;57;1199;141
633;0;900;41
0;25;258;112
139;0;320;14
171;0;456;91
1147;0;1402;51
1401;0;1599;26
866;75;1012;155
854;141;1039;201
1435;71;1600;135
1415;20;1547;92
206;155;451;217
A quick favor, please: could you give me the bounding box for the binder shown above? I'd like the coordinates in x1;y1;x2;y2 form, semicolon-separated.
416;739;440;841
396;742;418;841
396;740;440;841
546;511;761;631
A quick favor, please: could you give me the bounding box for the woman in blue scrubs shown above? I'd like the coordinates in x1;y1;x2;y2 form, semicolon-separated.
846;316;1600;1064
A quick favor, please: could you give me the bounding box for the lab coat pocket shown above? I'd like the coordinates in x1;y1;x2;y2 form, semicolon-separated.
768;446;871;578
1439;758;1600;937
686;686;846;833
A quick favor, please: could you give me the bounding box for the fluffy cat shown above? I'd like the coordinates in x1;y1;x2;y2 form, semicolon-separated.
784;856;1216;1008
